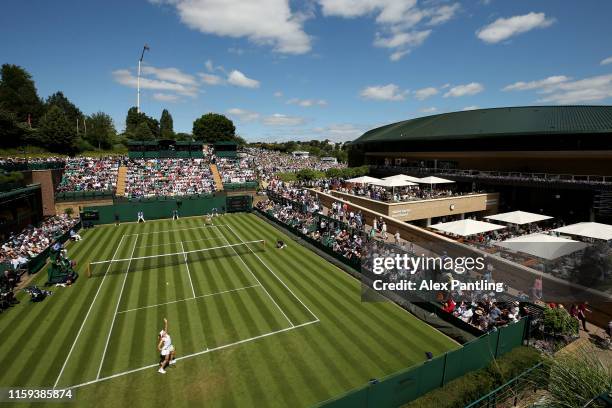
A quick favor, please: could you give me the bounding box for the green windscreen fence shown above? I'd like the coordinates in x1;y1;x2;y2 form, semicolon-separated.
317;319;527;408
83;195;229;224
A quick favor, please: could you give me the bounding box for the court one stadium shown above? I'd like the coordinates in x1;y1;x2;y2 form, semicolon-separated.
348;105;612;224
0;107;610;408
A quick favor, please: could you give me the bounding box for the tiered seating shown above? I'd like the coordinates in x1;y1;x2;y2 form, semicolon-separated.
124;158;216;198
57;157;119;192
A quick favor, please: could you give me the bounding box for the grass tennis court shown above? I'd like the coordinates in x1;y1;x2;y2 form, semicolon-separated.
0;213;458;407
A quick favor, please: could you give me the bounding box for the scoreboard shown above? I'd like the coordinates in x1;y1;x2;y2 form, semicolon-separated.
226;196;252;213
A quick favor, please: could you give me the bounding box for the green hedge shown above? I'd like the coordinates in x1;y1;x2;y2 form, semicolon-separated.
404;346;542;408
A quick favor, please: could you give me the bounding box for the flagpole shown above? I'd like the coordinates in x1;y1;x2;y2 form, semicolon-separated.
137;44;149;113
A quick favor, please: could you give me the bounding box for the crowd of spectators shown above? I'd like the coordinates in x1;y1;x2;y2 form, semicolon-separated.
0;214;79;271
336;183;472;203
258;184;369;262
214;157;256;184
125;158;216;198
57;157;120;192
245;148;345;182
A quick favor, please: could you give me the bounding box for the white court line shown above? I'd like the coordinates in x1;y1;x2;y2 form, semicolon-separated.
89;240;264;265
214;225;294;328
96;234;139;380
180;241;196;299
224;223;320;322
116;284;261;314
136;236;224;249
53;234;127;389
67;319;319;390
123;224;228;237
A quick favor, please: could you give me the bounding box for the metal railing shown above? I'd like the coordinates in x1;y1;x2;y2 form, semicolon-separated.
374;166;612;185
464;362;546;408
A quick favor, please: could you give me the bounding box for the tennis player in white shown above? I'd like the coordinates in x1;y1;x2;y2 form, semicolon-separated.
157;317;176;374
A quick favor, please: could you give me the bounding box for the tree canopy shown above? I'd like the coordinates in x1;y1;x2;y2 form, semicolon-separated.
85;112;117;150
192;113;236;143
132;121;155;141
37;105;78;153
0;64;44;126
160;109;174;139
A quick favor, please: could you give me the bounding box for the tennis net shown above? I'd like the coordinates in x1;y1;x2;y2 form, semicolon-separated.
87;239;266;277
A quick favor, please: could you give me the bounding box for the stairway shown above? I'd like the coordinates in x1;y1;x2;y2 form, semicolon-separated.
210;164;224;191
115;165;128;196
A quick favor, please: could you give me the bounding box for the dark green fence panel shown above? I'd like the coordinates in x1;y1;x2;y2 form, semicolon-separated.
84;196;227;224
497;319;526;356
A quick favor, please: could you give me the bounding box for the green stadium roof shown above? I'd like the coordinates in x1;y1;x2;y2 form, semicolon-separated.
352;106;612;144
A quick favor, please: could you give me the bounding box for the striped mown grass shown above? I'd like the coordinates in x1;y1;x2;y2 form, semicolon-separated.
0;213;459;408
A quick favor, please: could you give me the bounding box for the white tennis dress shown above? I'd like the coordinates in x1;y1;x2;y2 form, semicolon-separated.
160;332;174;356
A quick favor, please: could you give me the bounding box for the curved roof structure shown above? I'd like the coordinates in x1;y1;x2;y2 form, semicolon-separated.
353;106;612;144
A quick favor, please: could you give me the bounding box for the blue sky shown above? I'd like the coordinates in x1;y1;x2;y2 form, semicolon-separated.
1;0;611;142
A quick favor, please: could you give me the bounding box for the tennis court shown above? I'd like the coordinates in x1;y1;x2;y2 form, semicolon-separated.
0;213;458;407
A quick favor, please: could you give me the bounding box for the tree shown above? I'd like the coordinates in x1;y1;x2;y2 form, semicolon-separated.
85;112;117;149
125;107;141;135
45;91;83;128
0;109;31;148
38;105;78;153
175;132;192;141
160;109;174;139
0;64;44;125
192;113;235;143
133;121;155;141
125;106;159;139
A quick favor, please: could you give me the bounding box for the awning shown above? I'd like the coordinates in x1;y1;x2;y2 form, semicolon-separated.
345;176;382;184
370;179;418;187
496;233;588;260
485;210;553;225
417;176;455;185
431;219;506;237
552;222;612;241
383;174;423;183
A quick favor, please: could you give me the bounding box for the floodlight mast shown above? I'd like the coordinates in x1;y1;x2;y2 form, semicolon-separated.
137;44;150;113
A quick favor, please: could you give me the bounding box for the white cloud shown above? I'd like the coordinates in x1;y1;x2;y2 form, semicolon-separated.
205;60;214;72
155;0;311;54
462;105;480;111
199;73;224;85
500;73;612;104
360;84;407;101
153;93;181;103
287;98;327;107
274;91;283;97
601;56;612;66
390;50;410;61
502;75;570;91
227;70;260;88
443;82;484;98
313;123;367;142
427;4;460;26
112;68;198;97
476;12;555;44
226;108;260;122
536;74;612;104
263;113;306;126
414;86;439;100
141;66;197;86
319;0;459;61
420;107;437;113
374;29;431;49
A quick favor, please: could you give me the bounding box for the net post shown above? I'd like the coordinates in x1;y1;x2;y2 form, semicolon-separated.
87;263;92;278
